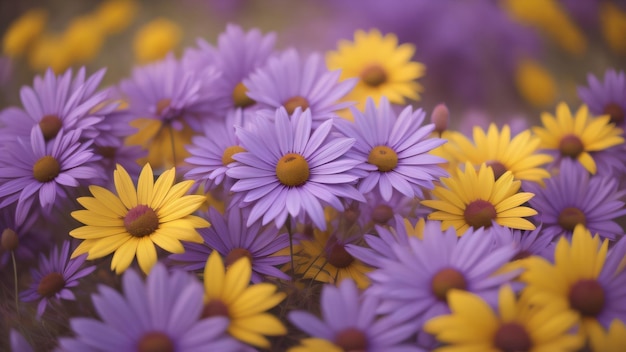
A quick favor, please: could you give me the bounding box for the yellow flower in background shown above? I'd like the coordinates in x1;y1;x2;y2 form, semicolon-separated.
134;18;182;63
2;8;47;58
95;0;139;35
63;15;106;64
326;29;425;111
70;163;208;274
28;33;72;73
289;338;342;352
600;1;626;56
202;251;287;348
588;319;626;352
126;118;194;169
515;58;558;108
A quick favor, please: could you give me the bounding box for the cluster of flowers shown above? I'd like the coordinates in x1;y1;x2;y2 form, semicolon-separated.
1;23;626;351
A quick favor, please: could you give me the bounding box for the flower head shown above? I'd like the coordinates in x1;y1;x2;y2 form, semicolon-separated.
577;69;626;127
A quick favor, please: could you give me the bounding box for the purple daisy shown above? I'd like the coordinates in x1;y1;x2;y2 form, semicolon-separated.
333;97;448;201
10;329;34;352
58;263;244;351
289;279;423;352
353;190;417;229
525;159;626;241
243;48;357;127
0;127;101;224
367;221;520;332
20;241;96;318
168;207;291;282
490;223;555;263
577;69;626;127
0;204;37;269
226;107;365;230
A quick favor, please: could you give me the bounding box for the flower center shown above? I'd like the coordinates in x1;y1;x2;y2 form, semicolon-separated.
485;160;508;180
232;82;256;108
568;279;605;317
155;98;172;116
283;95;310;115
334;327;368;351
558;134;584;158
224;248;252;267
371;204;393;224
558;207;586;232
221;145;246;166
96;146;118;159
368;145;398;172
1;228;19;251
39;115;63;141
276;153;310;187
137;332;175;352
326;241;354;268
33;156;61;182
464;199;497;229
431;267;467;302
360;64;387;87
124;205;159;237
603;102;625;125
202;299;230;318
37;272;65;297
493;322;532;352
343;203;361;226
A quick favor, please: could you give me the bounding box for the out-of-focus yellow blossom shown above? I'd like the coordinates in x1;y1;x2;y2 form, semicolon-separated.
514;58;557;108
2;8;47;58
63;15;106;64
600;2;626;56
502;0;587;56
94;0;139;35
28;34;71;73
133;18;182;63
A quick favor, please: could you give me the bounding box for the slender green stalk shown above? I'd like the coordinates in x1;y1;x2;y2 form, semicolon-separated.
11;251;19;319
285;216;295;280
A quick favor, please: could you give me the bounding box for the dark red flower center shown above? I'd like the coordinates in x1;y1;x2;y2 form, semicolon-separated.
137;331;175;352
124;205;159;237
569;279;605;317
368;145;398;172
360;64;387;87
33;155;61;182
603;102;624;125
559;134;584;158
224;248;252;267
335;327;368;351
558;207;586;232
232;82;256;108
371;204;393;224
37;272;65;297
283;95;310;114
493;322;532;352
276;153;310;187
202;299;230;318
464;199;497;229
485;160;508;180
39;115;63;141
431;267;467;302
326;241;354;268
221;145;245;166
1;228;19;251
96;146;118;159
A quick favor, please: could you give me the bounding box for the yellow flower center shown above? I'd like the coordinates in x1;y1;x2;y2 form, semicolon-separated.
283;95;310;115
558;207;586;232
232;82;255;108
360;64;388;87
326;241;354;268
368;145;398;172
124;205;159;237
603;102;624;125
33;155;61;182
569;279;605;317
431;267;467;302
493;323;532;352
155;98;172;116
137;332;174;352
485;160;508;180
335;327;368;351
1;228;19;251
371;204;393;224
221;145;246;166
39;115;62;141
37;272;65;297
202;299;230;318
276;153;310;187
558;134;584;158
224;248;252;267
464;200;497;229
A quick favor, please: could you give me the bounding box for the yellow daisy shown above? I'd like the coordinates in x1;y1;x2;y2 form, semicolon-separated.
326;29;425;110
445;123;553;183
421;162;537;235
532;102;624;174
70;163;208;274
424;285;583;351
126;117;194;169
588;319;626;352
289;338;342;352
202;251;286;348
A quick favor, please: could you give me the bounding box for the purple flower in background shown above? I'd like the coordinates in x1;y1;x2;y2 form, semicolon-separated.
227;108;364;230
10;329;33;352
20;241;96;318
59;263;243;351
0;127;101;224
526;159;626;241
354;190;417;229
169;207;291;282
289;279;423;352
578;69;626;126
244;49;357;127
0;204;37;269
489;224;555;263
334;97;447;201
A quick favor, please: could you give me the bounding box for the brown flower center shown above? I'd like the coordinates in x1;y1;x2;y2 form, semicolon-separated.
276;153;310;187
37;272;65;297
603;102;624;125
33;156;61;182
559;134;584;159
335;327;368;351
155;98;172;116
1;228;19;251
371;204;393;224
232;82;256;108
39;115;63;141
283;96;310;115
360;64;387;87
464;199;497;229
202;299;230;318
368;145;398;172
485;160;508;180
137;332;175;352
224;248;252;267
431;268;467;302
558;207;586;232
569;279;605;317
493;322;532;352
221;145;246;166
124;205;159;237
326;241;355;269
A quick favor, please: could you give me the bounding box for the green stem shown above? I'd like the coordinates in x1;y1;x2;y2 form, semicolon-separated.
11;251;20;319
286;216;295;281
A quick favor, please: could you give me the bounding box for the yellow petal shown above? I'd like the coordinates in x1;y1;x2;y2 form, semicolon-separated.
114;164;138;209
136;237;158;274
137;163;154;205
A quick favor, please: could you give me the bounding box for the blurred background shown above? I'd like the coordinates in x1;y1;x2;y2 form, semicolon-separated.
1;0;626;130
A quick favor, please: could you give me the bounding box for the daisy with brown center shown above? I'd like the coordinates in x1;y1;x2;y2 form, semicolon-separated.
70;163;208;274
